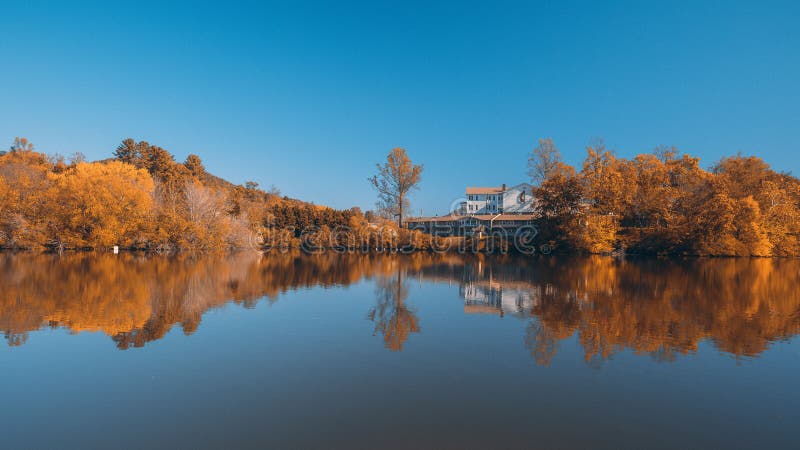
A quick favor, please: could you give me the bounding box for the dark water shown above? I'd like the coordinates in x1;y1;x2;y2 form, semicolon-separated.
1;252;798;449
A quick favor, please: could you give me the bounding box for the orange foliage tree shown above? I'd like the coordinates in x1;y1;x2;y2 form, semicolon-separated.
529;139;800;256
48;161;154;249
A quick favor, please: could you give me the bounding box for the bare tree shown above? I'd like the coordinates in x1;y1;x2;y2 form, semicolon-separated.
369;148;423;227
185;181;222;224
527;138;563;185
653;144;678;163
9;137;34;153
69;152;86;165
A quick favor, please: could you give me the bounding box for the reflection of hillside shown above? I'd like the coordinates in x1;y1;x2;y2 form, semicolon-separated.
0;252;425;349
1;252;798;363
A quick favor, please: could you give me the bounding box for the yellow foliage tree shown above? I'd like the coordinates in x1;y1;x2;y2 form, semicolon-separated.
572;214;617;254
50;161;154;248
0;148;54;247
732;196;772;257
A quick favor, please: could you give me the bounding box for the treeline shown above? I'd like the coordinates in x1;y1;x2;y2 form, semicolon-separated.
5;135;797;256
0;137;427;252
530;140;800;256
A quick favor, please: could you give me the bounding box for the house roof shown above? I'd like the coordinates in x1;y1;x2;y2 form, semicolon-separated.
490;214;537;221
469;215;495;220
405;214;461;223
466;187;505;195
407;213;536;224
466;183;534;195
463;214;536;221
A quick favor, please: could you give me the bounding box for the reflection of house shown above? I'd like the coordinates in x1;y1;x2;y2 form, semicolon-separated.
459;281;537;317
406;182;538;237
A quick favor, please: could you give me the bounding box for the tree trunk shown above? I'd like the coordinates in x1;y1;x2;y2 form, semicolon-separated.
398;194;404;227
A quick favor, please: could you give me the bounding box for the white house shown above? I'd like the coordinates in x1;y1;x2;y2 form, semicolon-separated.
405;182;538;237
463;183;535;215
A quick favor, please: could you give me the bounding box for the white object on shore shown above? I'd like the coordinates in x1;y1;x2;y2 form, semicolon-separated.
113;246;119;254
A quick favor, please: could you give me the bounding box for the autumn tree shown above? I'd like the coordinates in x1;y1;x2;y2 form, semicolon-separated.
580;144;629;216
49;161;154;248
713;154;772;199
0;143;54;247
575;144;628;253
184;154;206;179
369;148;423;227
758;177;800;255
533;161;583;249
693;154;791;256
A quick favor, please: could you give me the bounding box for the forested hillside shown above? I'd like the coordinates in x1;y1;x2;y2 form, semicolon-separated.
0;137;385;251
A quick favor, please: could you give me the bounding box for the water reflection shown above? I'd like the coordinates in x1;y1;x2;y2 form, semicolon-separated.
1;252;798;364
440;255;800;364
369;268;420;351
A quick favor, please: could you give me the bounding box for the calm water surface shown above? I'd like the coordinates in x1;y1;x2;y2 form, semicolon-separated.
1;252;798;449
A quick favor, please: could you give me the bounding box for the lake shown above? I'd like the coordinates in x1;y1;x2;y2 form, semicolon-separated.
1;252;798;449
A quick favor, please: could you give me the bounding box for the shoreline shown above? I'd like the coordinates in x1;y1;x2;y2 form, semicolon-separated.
1;246;796;259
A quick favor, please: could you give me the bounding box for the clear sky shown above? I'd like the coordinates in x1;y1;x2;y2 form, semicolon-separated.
1;1;798;214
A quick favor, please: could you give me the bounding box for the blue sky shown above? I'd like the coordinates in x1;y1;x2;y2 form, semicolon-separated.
1;1;798;214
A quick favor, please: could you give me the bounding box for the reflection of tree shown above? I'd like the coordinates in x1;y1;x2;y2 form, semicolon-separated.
524;290;582;366
369;267;420;351
515;256;800;365
525;321;558;366
4;331;27;347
